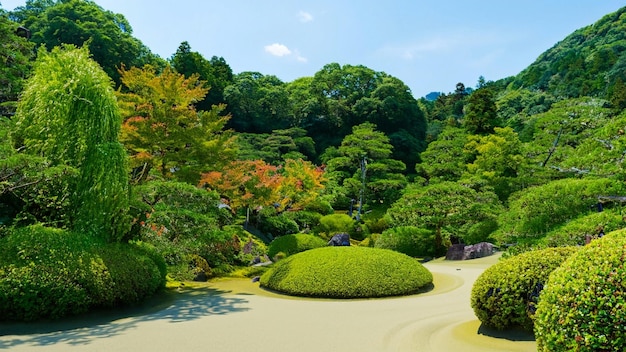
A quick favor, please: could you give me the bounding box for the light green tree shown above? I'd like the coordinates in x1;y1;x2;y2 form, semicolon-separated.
12;45;129;241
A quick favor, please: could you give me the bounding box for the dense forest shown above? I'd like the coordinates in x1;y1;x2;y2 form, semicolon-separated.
2;0;626;321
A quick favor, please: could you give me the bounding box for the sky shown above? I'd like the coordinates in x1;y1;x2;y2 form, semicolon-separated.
2;1;625;98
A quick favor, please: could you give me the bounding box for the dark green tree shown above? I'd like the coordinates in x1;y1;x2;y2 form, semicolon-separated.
463;87;499;134
12;45;129;241
12;0;164;84
0;12;35;117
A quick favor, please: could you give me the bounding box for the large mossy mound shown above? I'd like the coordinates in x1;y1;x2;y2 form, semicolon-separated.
535;231;626;351
0;225;166;321
471;246;579;331
267;233;327;259
260;246;433;298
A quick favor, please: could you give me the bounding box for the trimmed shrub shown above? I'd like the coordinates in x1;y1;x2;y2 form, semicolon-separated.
535;231;626;351
258;214;299;238
316;213;364;240
283;210;323;232
267;233;327;259
540;210;623;247
260;246;433;298
471;246;579;331
0;225;165;321
375;226;436;257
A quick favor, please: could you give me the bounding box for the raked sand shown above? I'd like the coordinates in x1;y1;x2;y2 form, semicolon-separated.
0;253;536;352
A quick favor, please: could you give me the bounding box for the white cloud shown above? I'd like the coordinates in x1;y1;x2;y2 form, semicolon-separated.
264;43;292;57
298;11;313;23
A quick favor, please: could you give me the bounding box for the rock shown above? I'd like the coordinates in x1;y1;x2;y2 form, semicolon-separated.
193;271;208;282
328;233;351;246
446;242;495;260
445;243;466;260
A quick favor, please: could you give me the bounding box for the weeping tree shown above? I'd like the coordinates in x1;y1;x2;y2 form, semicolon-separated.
12;45;129;242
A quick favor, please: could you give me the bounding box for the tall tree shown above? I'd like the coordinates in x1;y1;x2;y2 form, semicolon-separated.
170;41;233;111
12;0;164;84
0;12;34;117
324;122;406;209
117;65;236;184
464;87;499;135
12;45;129;241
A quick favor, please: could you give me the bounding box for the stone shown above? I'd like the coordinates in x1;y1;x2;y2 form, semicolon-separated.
445;243;466;260
446;242;495;260
328;233;351;246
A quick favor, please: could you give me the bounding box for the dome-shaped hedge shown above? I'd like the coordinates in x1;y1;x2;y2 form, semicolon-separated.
535;231;626;351
260;246;432;298
471;246;579;331
267;233;327;259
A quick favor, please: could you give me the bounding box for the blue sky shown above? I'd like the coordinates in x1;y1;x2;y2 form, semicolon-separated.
2;1;625;97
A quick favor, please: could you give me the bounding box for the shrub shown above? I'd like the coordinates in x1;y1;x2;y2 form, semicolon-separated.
303;199;334;215
375;226;436;258
540;210;623;247
535;231;626;351
0;225;166;321
283;210;323;232
470;246;579;331
316;214;362;239
267;234;327;259
260;246;433;298
257;214;299;238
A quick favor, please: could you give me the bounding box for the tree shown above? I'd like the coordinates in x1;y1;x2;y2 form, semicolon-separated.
12;45;129;241
12;0;164;84
417;126;469;182
224;72;292;133
386;182;503;254
117;65;236;184
324;122;406;209
464;87;499;134
0;12;35;117
170;41;233;111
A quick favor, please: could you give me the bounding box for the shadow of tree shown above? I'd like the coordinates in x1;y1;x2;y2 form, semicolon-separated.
0;286;249;348
477;323;535;342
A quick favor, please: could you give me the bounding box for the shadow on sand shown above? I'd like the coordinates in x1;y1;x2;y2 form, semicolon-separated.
477;323;535;342
0;286;249;349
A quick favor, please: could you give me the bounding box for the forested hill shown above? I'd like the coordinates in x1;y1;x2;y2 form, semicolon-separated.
510;6;626;100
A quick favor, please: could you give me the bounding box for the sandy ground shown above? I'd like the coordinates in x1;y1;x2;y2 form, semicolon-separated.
0;253;536;352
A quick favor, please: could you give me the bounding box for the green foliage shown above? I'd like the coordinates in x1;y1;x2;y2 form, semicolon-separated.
512;6;626;99
463;87;499;134
417;126;469;182
316;213;361;239
535;231;626;351
387;182;503;253
12;45;129;242
471;246;579;331
0;225;165;321
267;233;327;259
0;13;34;117
282;210;323;232
496;178;626;243
260;246;433;298
540;210;624;247
375;226;436;258
14;0;163;84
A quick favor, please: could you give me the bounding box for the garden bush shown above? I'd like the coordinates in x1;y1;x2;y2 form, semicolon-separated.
471;246;579;331
283;210;323;232
0;224;166;321
375;226;436;258
267;233;327;259
257;213;299;238
535;231;626;351
260;246;433;298
316;213;364;240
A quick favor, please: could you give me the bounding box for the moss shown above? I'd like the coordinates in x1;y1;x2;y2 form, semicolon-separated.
535;231;626;351
471;246;579;331
260;246;432;298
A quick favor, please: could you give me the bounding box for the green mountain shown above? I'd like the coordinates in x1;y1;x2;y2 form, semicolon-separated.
510;6;626;100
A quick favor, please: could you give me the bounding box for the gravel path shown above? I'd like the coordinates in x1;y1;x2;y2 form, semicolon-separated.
0;254;536;352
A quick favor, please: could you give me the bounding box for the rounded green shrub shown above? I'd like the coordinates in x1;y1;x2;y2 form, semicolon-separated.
260;246;433;298
471;246;579;331
535;231;626;351
258;213;299;238
375;226;435;257
267;233;327;259
0;225;166;321
316;213;364;240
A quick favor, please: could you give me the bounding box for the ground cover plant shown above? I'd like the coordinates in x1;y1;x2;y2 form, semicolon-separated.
267;233;327;259
260;246;432;298
535;230;626;351
471;246;579;331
